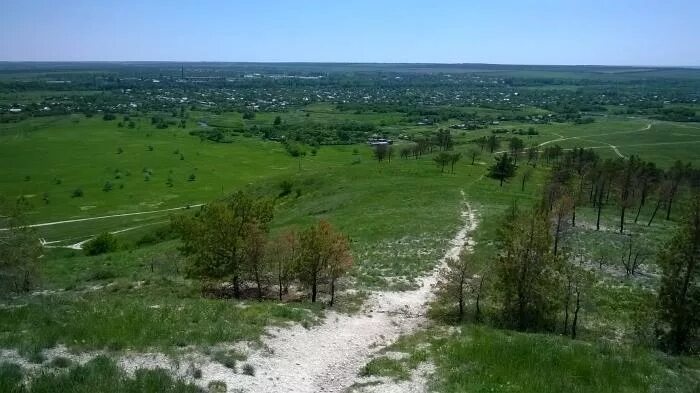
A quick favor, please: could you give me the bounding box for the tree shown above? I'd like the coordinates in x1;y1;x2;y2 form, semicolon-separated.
551;194;573;256
488;153;517;187
436;249;485;320
476;136;487;152
433;152;451;173
521;167;533;192
509;137;525;163
0;199;40;294
298;220;352;304
267;230;299;301
326;234;353;307
495;208;563;331
526;144;539;166
468;148;480;165
561;262;592;339
244;222;269;300
273;116;282;126
616;156;640;233
436;129;453;151
634;162;661;223
373;144;392;163
663;161;689;220
657;195;700;353
173;192;273;298
620;235;647;277
83;233;118;256
449;153;462;174
486;135;500;153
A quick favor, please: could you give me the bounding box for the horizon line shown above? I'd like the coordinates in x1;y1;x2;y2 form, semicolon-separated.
0;60;699;69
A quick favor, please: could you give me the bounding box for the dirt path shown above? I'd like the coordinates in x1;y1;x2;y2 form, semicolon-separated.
0;204;203;231
536;122;652;149
189;195;479;393
41;220;170;250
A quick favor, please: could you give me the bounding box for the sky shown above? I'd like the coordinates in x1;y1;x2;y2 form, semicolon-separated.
1;0;699;66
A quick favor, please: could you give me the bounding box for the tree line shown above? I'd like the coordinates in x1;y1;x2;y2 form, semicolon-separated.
437;150;700;354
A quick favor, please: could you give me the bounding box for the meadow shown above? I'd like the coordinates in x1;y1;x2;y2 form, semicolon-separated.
1;64;700;392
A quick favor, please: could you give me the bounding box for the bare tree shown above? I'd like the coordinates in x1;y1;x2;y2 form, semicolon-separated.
621;235;647;277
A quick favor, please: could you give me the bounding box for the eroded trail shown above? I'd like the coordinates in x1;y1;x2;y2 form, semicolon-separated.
2;197;478;392
197;197;478;393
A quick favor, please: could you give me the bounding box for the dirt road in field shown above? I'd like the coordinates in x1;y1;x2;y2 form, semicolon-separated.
536;122;652;149
190;195;478;393
0;204;204;231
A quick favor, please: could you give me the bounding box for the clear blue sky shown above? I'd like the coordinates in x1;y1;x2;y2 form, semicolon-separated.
2;0;698;65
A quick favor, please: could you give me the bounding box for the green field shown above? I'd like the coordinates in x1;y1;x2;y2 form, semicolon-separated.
2;66;700;392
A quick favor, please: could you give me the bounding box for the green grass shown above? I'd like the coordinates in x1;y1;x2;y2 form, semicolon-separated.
2;108;700;390
0;287;320;355
0;356;201;393
360;357;409;380
0;244;321;355
432;325;700;393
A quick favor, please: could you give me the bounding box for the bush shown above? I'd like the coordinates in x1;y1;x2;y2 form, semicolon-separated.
4;356;200;393
208;381;227;393
135;225;175;247
279;180;293;197
71;188;83;198
88;269;117;281
50;357;73;368
83;233;118;256
242;363;255;376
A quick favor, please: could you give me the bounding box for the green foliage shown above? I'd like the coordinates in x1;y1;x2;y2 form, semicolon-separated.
49;357;73;368
488;152;517;186
433;152;451;173
0;356;201;393
173;192;274;297
83;233;118;256
360;357;409;380
242;363;256;376
433;326;695;393
279;180;294;197
298;220;353;304
657;196;700;354
0;286;319;352
495;208;563;331
0;200;41;295
436;250;478;320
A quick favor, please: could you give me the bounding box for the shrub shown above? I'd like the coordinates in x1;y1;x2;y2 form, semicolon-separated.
242;363;255;376
83;233;118;256
88;269;117;281
279;180;293;197
208;381;227;393
50;357;72;368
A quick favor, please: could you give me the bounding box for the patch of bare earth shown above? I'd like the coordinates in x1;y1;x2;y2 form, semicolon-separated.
1;196;478;393
186;196;478;393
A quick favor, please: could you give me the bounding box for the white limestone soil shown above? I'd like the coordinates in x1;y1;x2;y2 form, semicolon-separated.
193;196;478;393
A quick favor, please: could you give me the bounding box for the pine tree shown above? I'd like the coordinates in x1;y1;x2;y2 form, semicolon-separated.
657;195;700;353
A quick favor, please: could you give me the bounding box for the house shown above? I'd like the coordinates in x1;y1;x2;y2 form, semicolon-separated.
367;137;393;146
